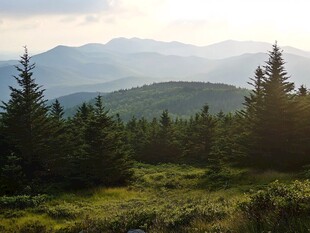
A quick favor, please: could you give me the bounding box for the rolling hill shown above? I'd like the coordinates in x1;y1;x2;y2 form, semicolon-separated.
1;38;310;102
63;81;249;121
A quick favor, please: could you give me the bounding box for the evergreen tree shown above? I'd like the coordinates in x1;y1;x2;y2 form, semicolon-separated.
126;116;150;161
62;101;96;187
240;66;266;160
157;110;180;162
1;47;51;182
242;43;298;169
297;85;308;97
0;154;24;194
294;85;310;165
48;99;69;181
261;42;296;167
183;104;216;162
50;99;64;121
243;66;265;121
83;95;133;185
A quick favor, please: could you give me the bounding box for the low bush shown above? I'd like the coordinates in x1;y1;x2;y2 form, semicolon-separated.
0;194;51;209
57;196;231;233
240;180;310;232
39;202;81;219
18;220;51;233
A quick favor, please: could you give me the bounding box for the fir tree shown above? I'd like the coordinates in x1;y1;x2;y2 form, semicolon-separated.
1;47;51;181
241;66;266;159
157;110;180;162
242;43;298;169
183;104;216;162
48;99;69;180
83;95;132;185
297;85;308;97
261;42;296;167
50;99;64;121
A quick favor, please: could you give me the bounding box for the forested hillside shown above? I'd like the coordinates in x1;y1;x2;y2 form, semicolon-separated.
64;82;248;120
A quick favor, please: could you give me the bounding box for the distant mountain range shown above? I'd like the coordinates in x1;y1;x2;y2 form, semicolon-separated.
61;81;249;121
1;38;310;102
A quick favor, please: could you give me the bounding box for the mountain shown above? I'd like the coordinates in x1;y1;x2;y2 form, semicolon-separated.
100;38;273;59
45;76;160;102
63;81;249;121
97;38;310;59
1;38;310;102
47;92;103;109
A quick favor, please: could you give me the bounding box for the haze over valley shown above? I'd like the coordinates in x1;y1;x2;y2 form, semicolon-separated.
1;38;310;102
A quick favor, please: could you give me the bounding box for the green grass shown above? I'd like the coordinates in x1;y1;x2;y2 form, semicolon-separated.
0;163;306;233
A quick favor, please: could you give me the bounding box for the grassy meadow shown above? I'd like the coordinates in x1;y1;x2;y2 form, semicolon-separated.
1;163;309;233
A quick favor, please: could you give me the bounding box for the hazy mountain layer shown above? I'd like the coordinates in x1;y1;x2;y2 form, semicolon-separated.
1;38;310;102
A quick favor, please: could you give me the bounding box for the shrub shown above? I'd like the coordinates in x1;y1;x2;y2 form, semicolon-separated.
240;180;310;232
18;220;51;233
2;209;25;218
0;194;51;209
301;165;310;179
44;202;80;219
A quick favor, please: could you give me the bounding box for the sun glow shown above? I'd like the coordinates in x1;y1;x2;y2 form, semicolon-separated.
2;0;310;54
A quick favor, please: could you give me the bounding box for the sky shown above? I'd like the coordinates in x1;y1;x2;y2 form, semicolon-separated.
1;0;310;58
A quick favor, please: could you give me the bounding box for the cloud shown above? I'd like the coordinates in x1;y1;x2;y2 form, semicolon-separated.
85;15;100;23
0;0;114;17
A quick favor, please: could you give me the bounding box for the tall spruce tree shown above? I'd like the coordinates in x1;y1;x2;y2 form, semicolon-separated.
242;43;298;169
183;104;216;162
293;85;310;166
261;43;296;167
64;103;94;188
48;99;69;180
241;66;265;159
83;95;133;185
50;99;64;121
157;110;180;162
1;47;51;181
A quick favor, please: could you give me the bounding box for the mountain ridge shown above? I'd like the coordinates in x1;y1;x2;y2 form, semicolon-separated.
1;38;310;102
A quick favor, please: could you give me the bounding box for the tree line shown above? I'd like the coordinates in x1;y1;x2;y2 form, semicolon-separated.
1;44;310;195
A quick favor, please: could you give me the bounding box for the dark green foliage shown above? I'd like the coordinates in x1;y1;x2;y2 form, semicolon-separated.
83;95;133;185
56;196;230;233
0;49;134;193
0;47;52;192
127;110;183;164
260;43;296;167
241;43;308;170
126;106;242;165
39;202;80;219
126;117;150;161
46;99;72;182
297;84;308;96
50;99;64;120
240;66;265;159
0;154;24;194
240;180;310;232
183;104;216;163
64;96;133;188
65;82;248;120
18;221;50;233
153;110;181;163
301;165;310;179
0;194;50;209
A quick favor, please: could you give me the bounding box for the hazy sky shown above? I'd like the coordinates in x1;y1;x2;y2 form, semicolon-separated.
1;0;310;57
